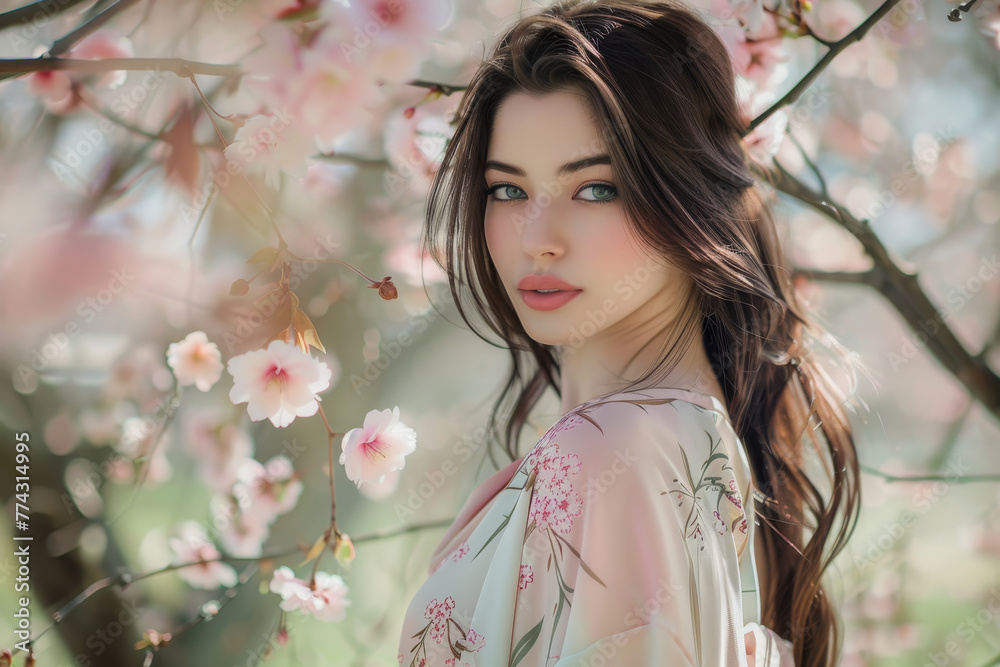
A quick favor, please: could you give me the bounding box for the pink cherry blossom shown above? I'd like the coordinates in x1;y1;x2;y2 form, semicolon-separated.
184;412;254;492
167;331;224;391
117;418;173;484
105;344;174;404
169;521;238;589
330;0;453;48
457;627;486;652
26;70;77;115
285;38;381;150
268;566;351;621
451;540;469;562
338;406;417;489
978;0;1000;49
232;454;304;524
710;8;788;92
735;77;788;165
524;441;584;534
223;112;314;189
71;29;135;89
713;510;727;536
212;494;270;558
518;564;534;590
712;0;766;36
241;21;305;101
240;21;379;151
423;596;456;643
227;339;333;428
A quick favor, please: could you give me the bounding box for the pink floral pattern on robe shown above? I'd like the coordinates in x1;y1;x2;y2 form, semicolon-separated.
397;387;793;666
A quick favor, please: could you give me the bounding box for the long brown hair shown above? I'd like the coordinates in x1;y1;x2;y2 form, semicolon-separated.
421;1;868;664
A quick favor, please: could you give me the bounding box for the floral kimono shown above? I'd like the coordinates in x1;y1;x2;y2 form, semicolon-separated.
397;387;794;666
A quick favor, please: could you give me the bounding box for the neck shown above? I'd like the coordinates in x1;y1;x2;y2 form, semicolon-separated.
555;307;726;416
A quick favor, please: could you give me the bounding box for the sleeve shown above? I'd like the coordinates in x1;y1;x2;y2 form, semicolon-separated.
509;397;758;666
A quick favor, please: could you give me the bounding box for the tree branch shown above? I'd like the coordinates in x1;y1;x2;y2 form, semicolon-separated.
0;56;242;77
47;0;144;57
791;267;874;285
754;160;1000;415
0;0;94;31
861;464;1000;483
747;0;908;133
29;516;454;644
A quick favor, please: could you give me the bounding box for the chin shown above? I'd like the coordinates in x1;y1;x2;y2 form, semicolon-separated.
521;319;569;346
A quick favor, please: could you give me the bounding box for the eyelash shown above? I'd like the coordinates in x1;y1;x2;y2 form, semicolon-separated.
483;182;618;205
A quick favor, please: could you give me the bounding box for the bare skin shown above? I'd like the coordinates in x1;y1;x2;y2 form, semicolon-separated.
483;90;729;417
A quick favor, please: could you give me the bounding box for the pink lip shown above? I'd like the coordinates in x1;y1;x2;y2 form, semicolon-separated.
517;274;581;291
516;274;582;311
520;289;581;311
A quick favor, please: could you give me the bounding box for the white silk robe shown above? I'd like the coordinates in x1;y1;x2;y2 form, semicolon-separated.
397;387;794;666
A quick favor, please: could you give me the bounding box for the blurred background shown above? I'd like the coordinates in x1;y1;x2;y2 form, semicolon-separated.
0;0;998;664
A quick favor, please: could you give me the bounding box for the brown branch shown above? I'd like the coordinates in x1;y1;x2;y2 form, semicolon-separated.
406;79;467;96
791;267;874;285
0;56;242;76
861;465;1000;483
0;0;94;30
29;516;454;644
755;159;1000;414
48;0;145;57
309;404;342;588
747;0;908;134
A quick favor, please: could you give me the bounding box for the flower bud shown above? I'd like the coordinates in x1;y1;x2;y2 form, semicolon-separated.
368;276;398;300
334;533;356;567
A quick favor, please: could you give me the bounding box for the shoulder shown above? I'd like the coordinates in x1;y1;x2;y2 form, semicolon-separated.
527;395;726;482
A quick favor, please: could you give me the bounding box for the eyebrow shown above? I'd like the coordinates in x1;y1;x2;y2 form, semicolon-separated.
483;154;611;177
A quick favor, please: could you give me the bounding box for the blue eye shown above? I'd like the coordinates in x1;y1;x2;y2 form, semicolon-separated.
577;184;617;202
484;183;526;203
483;182;618;205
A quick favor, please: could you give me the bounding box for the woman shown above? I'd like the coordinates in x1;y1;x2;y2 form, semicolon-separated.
398;0;866;665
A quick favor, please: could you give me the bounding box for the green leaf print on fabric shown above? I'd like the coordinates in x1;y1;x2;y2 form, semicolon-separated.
662;421;745;551
510;617;544;667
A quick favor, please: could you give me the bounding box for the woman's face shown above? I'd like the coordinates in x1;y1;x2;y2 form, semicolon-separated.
483;90;685;350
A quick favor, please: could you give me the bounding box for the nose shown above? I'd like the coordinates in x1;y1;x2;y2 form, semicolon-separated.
518;199;566;260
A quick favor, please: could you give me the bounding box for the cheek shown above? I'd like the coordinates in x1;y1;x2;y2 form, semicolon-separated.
585;225;645;280
484;215;512;266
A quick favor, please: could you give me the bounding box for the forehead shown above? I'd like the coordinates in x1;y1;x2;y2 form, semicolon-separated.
486;91;607;170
